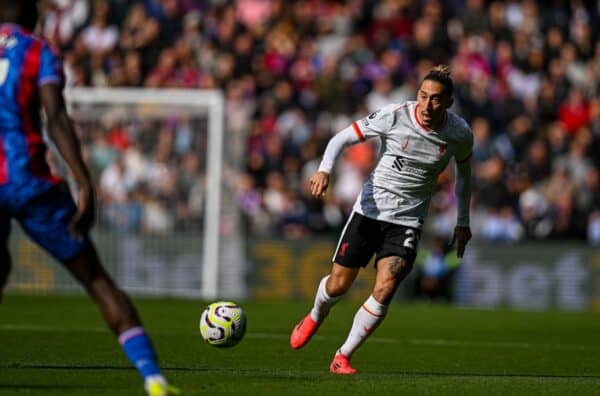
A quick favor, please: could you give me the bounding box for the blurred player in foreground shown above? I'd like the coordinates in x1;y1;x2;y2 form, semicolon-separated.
290;66;473;374
0;2;179;395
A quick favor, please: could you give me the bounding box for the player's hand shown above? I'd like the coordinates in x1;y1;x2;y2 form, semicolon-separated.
451;226;472;259
309;171;329;198
69;183;96;239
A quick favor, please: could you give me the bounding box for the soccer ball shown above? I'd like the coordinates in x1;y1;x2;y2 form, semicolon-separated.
199;301;246;347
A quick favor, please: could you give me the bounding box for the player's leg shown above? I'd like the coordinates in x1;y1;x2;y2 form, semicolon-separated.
290;263;359;349
64;246;140;330
64;247;179;395
331;225;419;374
312;263;359;321
331;256;412;374
291;212;377;349
0;215;11;301
17;184;179;395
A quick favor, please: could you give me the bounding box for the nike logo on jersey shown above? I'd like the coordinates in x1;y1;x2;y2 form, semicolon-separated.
402;138;409;150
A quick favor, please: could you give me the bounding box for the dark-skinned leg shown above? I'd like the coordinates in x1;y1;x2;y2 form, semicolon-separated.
63;246;140;334
64;245;168;387
18;184;178;394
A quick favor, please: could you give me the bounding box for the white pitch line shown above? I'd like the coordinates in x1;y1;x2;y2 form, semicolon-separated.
0;325;596;352
0;324;107;333
405;338;594;351
247;333;596;351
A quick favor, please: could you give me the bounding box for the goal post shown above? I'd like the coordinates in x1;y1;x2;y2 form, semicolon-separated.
58;88;233;299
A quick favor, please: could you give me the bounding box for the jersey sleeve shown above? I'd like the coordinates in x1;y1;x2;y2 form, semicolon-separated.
38;42;64;88
455;123;473;163
352;103;397;140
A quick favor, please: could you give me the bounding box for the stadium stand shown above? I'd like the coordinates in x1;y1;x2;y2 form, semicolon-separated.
41;0;600;244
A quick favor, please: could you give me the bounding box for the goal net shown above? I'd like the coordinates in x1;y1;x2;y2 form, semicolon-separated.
8;88;245;299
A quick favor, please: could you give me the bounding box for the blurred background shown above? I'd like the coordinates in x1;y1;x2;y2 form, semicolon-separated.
7;0;600;310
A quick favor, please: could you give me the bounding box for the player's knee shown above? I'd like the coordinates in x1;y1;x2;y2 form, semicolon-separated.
326;273;353;297
399;259;414;278
373;276;400;300
372;285;396;305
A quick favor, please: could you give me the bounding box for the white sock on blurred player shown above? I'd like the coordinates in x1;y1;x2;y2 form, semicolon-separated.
310;275;341;323
338;294;387;358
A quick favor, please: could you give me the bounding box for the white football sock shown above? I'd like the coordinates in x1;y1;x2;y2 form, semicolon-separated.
338;294;388;358
310;275;341;323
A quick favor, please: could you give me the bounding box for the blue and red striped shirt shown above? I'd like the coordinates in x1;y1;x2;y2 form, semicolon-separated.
0;23;63;207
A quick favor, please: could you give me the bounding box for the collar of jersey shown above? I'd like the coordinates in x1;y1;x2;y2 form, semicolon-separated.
0;23;31;35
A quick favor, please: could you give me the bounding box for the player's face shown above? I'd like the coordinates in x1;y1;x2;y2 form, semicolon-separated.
416;80;453;129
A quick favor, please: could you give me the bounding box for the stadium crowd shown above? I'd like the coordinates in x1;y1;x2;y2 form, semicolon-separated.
40;0;600;244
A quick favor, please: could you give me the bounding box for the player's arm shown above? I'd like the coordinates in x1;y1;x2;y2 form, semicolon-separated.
310;126;363;197
452;133;473;258
311;105;397;198
40;83;95;237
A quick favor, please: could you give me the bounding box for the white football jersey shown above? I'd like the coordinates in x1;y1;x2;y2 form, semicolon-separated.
350;101;472;229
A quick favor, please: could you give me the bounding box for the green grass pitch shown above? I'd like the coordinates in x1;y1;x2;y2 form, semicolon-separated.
1;295;600;395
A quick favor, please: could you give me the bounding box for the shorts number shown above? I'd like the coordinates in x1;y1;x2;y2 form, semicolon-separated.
0;58;9;86
403;229;419;250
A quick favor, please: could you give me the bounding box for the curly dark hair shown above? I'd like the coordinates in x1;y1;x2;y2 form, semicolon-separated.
0;0;38;32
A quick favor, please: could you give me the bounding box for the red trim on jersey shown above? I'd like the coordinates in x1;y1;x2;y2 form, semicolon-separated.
0;23;31;35
0;138;7;184
456;151;472;164
414;104;430;131
17;39;60;183
352;121;366;141
414;104;448;132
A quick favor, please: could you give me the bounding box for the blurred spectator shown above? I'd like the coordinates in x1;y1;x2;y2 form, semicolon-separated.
42;1;600;243
80;1;118;54
524;138;551;182
558;87;590;135
460;0;489;35
157;0;182;49
42;0;89;49
519;187;552;239
475;154;524;242
99;157;133;203
120;3;160;74
411;235;460;301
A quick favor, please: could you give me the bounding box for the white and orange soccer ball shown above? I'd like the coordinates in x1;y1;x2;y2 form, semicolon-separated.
199;301;246;347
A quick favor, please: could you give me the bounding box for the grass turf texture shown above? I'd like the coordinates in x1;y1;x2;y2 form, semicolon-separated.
1;295;600;395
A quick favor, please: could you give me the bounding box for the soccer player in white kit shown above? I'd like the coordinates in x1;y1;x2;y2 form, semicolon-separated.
290;66;473;374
